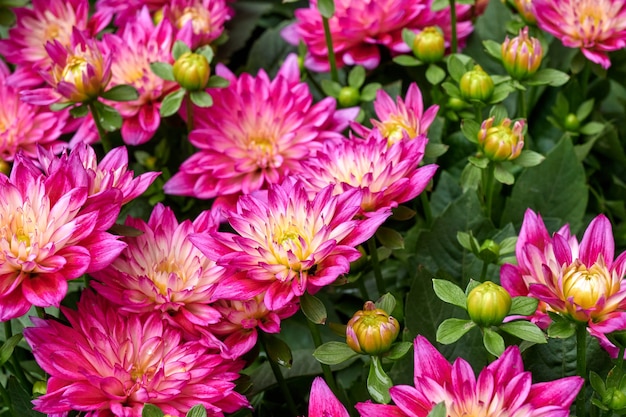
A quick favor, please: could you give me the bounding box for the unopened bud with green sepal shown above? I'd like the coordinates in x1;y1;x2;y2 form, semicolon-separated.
459;65;494;102
173;52;210;91
478;116;525;162
467;281;512;327
412;26;445;63
346;301;400;355
501;27;543;80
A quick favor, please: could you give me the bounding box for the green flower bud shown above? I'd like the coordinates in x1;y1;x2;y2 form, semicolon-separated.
447;97;469;112
412;27;445;63
477;116;525;161
467;281;512;327
459;65;494;102
173;52;210;91
478;239;500;264
338;86;361;107
501;27;543;80
603;387;626;411
564;113;581;131
33;380;47;397
346;301;400;355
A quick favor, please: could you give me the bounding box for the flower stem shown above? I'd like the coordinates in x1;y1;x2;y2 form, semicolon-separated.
322;16;339;83
88;102;111;153
35;307;46;319
576;323;587;417
259;332;299;417
186;94;194;132
4;321;30;392
0;381;10;411
420;192;433;227
480;261;489;282
518;89;528;120
449;0;458;53
367;237;386;297
306;319;338;393
482;162;496;220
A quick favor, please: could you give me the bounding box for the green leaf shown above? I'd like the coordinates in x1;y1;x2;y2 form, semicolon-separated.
580;121;605;135
457;231;480;253
348;65;366;88
159;89;186;117
513;150;545;168
7;377;46;417
376;226;404;250
488;82;514;104
425;142;449;158
92;101;122;131
206;75;230;88
321;79;342;98
461;119;480;143
186;405;207;417
483;39;503;60
361;82;381;101
50;101;74;111
426;402;447;417
402;28;416;48
483;328;505;357
392;55;422;67
142;404;165;417
313;341;358;365
150;62;175;81
0;334;22;367
460;163;482;191
589;371;606;397
245;23;293;75
494;163;514;185
489;104;508;123
101;84;139;102
500;321;547;344
385;341;412;360
509;296;538;316
447;54;467;83
172;40;190;60
576;98;595;121
300;292;327;324
367;356;393;404
196;45;214;64
264;334;293;368
436;318;476;344
189;91;213;107
317;0;335;18
547;318;576;339
108;224;144;237
69;104;89;118
441;81;461;98
375;293;397;315
468;156;489;168
526;68;570;87
426;64;446;85
431;0;448;10
432;279;467;310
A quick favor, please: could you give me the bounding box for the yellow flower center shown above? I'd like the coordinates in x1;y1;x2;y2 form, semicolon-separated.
376;116;417;145
152;257;186;296
61;55;88;84
248;135;280;169
562;258;615;312
177;6;211;34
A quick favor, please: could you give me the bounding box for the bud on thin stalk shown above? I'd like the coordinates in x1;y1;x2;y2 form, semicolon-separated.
467;281;512;327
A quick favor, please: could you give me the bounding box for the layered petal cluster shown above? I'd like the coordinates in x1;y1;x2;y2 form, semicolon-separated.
164;0;232;49
282;0;473;71
356;335;583;417
190;178;391;311
501;209;626;355
299;131;437;213
164;54;358;202
533;0;626;69
94;0;169;27
102;8;178;145
91;205;224;343
0;157;125;321
352;83;439;145
308;377;350;417
23;289;249;416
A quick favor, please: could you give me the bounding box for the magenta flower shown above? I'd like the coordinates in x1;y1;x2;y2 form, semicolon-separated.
165;0;232;49
0;157;125;321
190;178;391;311
308;377;349;417
533;0;626;69
164;54;358;201
501;209;626;356
23;289;249;416
356;335;583;417
282;0;473;71
91;204;225;344
351;83;439;145
300;131;437;213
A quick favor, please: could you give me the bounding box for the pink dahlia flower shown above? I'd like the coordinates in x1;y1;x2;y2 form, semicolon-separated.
164;0;232;49
356;335;583;417
94;0;169;27
300;131;437;213
308;377;349;417
91;204;225;344
352;83;439;145
0;157;125;321
501;209;626;356
102;8;178;145
23;289;249;416
190;178;391;311
533;0;626;69
164;53;358;201
282;0;473;71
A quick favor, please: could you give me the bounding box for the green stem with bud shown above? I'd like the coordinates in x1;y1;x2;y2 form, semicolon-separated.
322;16;339;83
518;89;528;120
88;102;112;153
306;319;339;394
482;162;496;220
186;93;194;132
367;237;386;297
576;323;587;417
449;0;458;54
259;332;299;417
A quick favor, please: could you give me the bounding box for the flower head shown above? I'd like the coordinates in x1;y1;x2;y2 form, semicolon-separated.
23;289;249;416
356;335;583;417
164;54;358;201
478;117;525;161
164;0;232;49
501;26;543;80
500;209;626;356
532;0;626;69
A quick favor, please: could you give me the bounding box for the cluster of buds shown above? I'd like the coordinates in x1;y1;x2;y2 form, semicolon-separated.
467;281;512;327
346;301;400;355
478;116;525;161
173;51;211;91
459;65;494;102
501;27;543;80
412;27;445;63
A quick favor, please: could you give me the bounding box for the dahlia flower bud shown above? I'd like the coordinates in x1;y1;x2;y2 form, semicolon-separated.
603;388;626;412
173;52;211;91
412;27;445;63
478;117;525;161
346;301;400;355
512;0;536;24
501;27;543;80
467;281;512;327
32;381;47;397
459;65;494;102
564;113;581;131
338;86;361;107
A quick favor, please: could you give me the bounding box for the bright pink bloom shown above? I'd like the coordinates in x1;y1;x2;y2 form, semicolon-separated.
533;0;626;69
0;157;125;321
300;131;437;213
94;0;169;27
501;209;626;356
164;54;358;201
164;0;232;49
356;335;583;417
102;8;178;145
91;204;225;343
308;377;349;417
352;83;439;145
282;0;473;71
23;289;249;416
190;178;391;311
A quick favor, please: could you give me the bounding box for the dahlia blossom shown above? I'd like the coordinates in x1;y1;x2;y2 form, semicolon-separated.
91;204;225;344
190;178;391;311
23;289;249;416
351;83;439;145
501;209;626;356
0;157;125;321
356;335;583;417
308;377;350;417
164;54;358;202
282;0;473;71
102;8;178;145
164;0;232;49
532;0;626;69
299;131;437;213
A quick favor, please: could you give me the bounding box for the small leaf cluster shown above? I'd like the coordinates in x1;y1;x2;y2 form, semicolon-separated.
321;65;381;109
